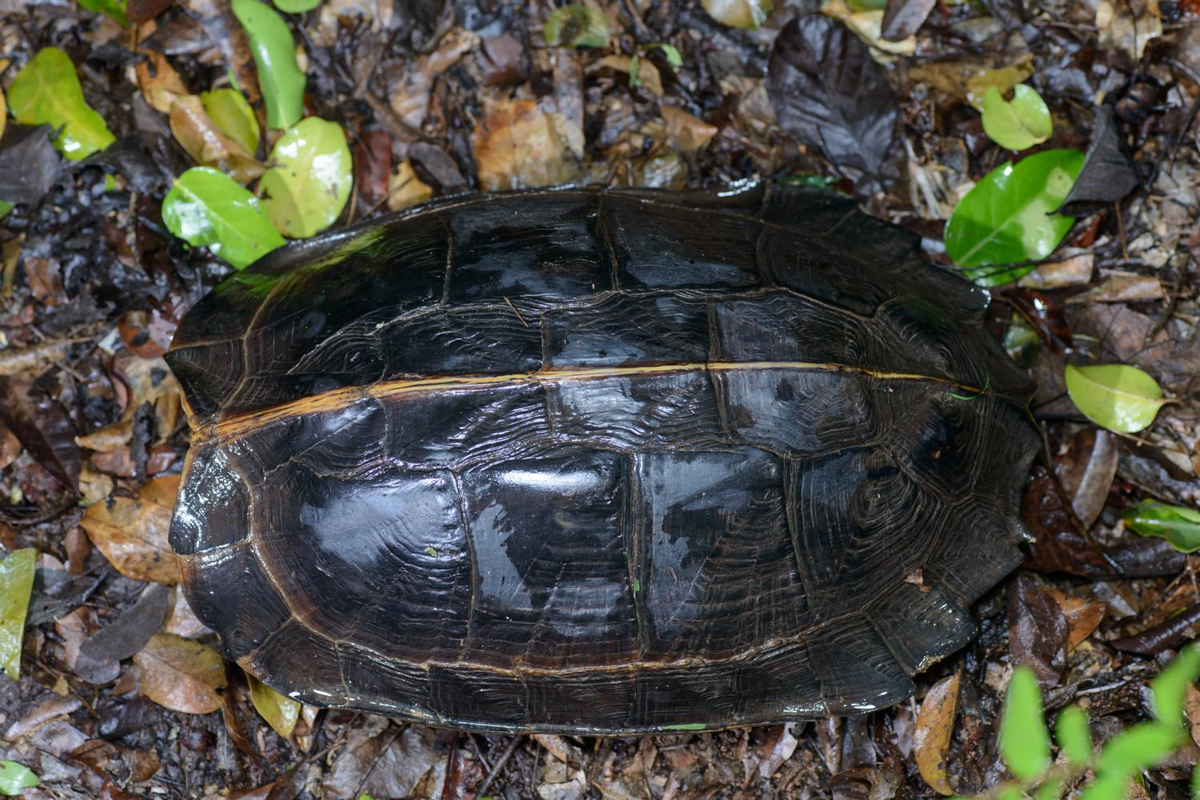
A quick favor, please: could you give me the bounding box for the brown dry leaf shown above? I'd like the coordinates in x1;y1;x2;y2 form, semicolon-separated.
162;586;211;638
55;606;121;685
387;160;433;212
909;59;1033;109
136;51;188;114
0;421;19;470
114;354;183;441
1068;275;1164;304
1096;0;1162;61
78;464;114;506
1044;588;1106;651
661;106;719;153
388;28;479;130
169;95;263;184
474;98;581;192
913;672;960;795
80;474;181;585
1185;683;1200;749
598;54;664;96
75;419;132;453
133;633;226;714
1018;252;1094;289
1053;427;1118;530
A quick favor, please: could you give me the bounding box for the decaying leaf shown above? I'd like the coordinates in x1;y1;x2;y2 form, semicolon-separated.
1059;106;1140;215
473;98;581;191
881;0;936;41
0;549;35;681
80;475;182;585
1008;574;1068;687
246;671;301;739
702;0;774;28
598;55;664;95
1044;587;1105;651
389;28;478;132
661;106;719;153
0;124;62;208
0;377;80;492
54;606;120;685
913;672;960;795
136;51;188;115
133;633;226;714
767;15;900;189
80;583;170;664
169;95;263;184
387;160;433;212
1095;0;1161;61
1053;428;1118;531
821;0;917;57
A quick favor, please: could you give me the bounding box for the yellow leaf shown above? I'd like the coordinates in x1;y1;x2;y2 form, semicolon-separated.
0;549;36;681
133;633;227;714
914;672;961;795
246;670;301;739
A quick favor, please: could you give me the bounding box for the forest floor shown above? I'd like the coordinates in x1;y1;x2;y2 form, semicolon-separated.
0;0;1199;797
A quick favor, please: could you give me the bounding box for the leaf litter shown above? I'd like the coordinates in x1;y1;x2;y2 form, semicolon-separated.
0;0;1197;795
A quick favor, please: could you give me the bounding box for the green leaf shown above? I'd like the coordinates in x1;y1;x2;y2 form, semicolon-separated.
846;0;887;10
1093;722;1180;778
8;48;116;161
701;0;774;28
981;85;1052;151
0;203;11;220
162;166;285;269
258;117;352;238
1151;645;1200;726
246;670;301;739
999;666;1051;780
1193;762;1200;800
1055;705;1092;766
1124;501;1200;553
1034;778;1063;800
543;5;609;48
200;88;261;155
0;761;38;796
231;0;306;129
76;0;127;24
0;549;35;682
650;43;683;70
1064;363;1167;434
274;0;321;11
944;148;1084;284
1079;774;1132;800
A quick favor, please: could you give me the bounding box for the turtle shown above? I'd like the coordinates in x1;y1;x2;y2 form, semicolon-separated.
164;183;1039;734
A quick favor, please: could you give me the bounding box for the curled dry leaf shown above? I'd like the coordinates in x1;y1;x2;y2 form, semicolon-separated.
913;672;960;795
473;98;581;192
54;606;120;685
1052;427;1118;530
387;160;432;212
80;474;181;585
1043;587;1105;652
136;51;188;115
169;95;263;185
1068;276;1164;304
598;55;664;96
389;28;478;131
0;377;80;492
133;633;226;714
661;106;718;153
821;0;916;57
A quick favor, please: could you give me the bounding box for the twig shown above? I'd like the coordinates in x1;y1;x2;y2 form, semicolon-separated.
477;736;523;797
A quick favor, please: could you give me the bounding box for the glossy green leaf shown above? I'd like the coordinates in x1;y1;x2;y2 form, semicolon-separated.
701;0;774;28
650;43;683;70
76;0;127;24
274;0;321;11
543;5;609;48
258;117;351;238
1079;774;1131;800
246;670;301;738
0;762;38;796
944;148;1084;284
1151;645;1200;726
999;666;1051;780
8;48;116;161
232;0;306;129
1124;500;1200;553
1034;778;1063;800
200;88;261;155
162;166;285;269
1064;363;1167;434
981;85;1052;151
0;549;35;681
1093;722;1180;778
1055;705;1092;766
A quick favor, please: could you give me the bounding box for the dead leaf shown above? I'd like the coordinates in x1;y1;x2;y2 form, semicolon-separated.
169;95;263;184
177;0;263;131
80;474;181;585
881;0;936;40
0;377;80;492
55;606;121;685
81;583;171;664
1044;588;1106;652
473;98;581;191
24;256;63;305
0;124;63;209
162;586;212;638
1008;574;1068;688
1022;466;1115;578
1018;252;1094;289
323;719;443;798
112;354;183;441
133;633;227;714
389;28;479;130
821;0;917;57
661;106;718;153
387;159;433;212
354;128;391;208
913;673;961;796
757;723;800;778
0;340;69;378
76;419;133;453
1052;427;1119;530
136;51;188;114
1096;0;1162;62
1068;275;1164;304
0;421;20;470
598;54;663;95
1185;683;1200;749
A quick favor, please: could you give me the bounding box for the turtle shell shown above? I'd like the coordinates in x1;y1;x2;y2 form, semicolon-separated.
165;184;1038;734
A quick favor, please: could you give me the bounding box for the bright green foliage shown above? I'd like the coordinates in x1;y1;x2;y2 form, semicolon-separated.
701;0;774;28
258;117;352;238
0;203;11;220
0;549;35;682
246;670;302;738
231;0;307;129
1055;706;1092;766
0;762;38;796
1064;363;1167;434
999;666;1051;779
543;5;609;48
944;148;1084;284
274;0;321;11
162;166;285;269
847;0;887;10
76;0;127;24
1124;501;1200;553
650;43;683;70
981;85;1052;151
1151;644;1200;726
8;48;116;160
200;88;261;154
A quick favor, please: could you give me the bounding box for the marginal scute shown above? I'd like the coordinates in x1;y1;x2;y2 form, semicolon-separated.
168;186;1040;733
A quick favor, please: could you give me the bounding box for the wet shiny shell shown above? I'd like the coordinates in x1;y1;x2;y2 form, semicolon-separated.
165;185;1039;734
